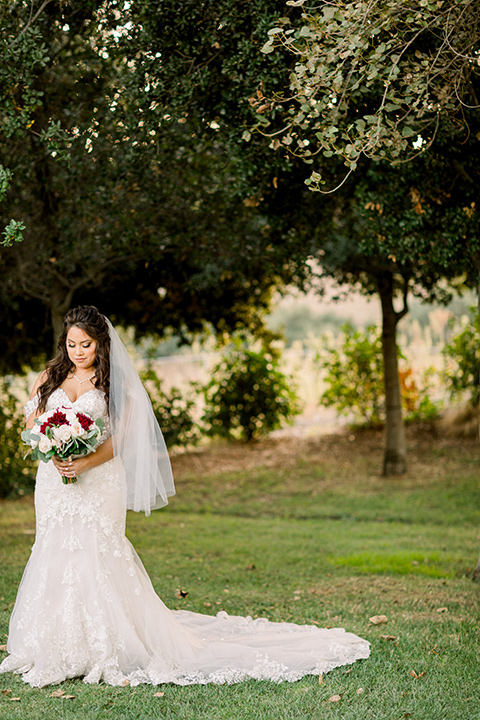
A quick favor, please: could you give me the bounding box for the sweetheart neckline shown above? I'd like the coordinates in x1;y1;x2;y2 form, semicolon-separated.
54;387;104;405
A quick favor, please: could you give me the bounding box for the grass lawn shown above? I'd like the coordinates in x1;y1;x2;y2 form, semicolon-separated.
0;426;479;719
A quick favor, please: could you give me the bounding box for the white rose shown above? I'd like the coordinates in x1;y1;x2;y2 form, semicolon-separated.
53;425;73;443
65;411;77;424
38;435;54;453
70;421;83;437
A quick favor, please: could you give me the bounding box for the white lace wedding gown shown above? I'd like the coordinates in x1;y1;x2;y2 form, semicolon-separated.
0;389;370;688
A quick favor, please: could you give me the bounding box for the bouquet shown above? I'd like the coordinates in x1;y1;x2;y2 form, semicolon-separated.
22;407;105;484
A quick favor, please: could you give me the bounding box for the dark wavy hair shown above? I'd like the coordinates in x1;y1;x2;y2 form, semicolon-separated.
38;306;110;413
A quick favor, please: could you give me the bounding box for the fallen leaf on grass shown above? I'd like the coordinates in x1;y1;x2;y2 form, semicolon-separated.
49;689;75;699
369;615;388;625
356;688;364;694
0;645;7;651
381;634;398;641
409;670;426;679
329;694;342;702
10;698;21;702
436;607;448;613
121;679;130;687
318;674;323;684
1;690;11;695
175;589;189;599
153;692;165;697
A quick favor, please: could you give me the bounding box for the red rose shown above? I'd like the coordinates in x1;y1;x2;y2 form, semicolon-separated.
76;412;93;431
46;410;68;427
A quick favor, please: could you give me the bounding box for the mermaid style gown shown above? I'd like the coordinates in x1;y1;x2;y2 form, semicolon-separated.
0;389;370;687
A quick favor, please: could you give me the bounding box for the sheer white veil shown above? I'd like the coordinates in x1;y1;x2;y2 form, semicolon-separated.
106;317;175;515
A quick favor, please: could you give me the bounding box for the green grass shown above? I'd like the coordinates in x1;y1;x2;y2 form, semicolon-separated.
1;428;480;719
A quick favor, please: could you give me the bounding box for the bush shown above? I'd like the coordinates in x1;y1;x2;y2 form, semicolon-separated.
316;324;385;426
202;339;300;441
141;366;201;449
399;366;441;422
443;310;480;404
0;377;36;498
316;324;440;426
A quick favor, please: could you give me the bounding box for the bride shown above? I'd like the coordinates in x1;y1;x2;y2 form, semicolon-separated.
0;306;369;688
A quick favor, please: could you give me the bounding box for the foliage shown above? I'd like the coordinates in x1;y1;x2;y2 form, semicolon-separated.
0;13;52;242
316;324;384;426
141;366;201;449
202;339;300;441
258;0;480;295
261;0;480;186
0;378;35;498
399;366;441;422
105;0;479;476
316;324;440;426
443;311;480;405
0;0;302;370
1;218;25;247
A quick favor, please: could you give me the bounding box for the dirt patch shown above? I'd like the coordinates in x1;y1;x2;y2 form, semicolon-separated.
171;424;479;482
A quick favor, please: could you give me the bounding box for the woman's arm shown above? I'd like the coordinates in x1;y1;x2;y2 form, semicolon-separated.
52;437;114;480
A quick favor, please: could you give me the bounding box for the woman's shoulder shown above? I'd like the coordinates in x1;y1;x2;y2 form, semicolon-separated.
30;369;49;399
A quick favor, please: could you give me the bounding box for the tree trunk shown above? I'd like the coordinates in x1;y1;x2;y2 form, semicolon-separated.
378;272;408;476
50;280;77;351
472;251;480;581
51;305;65;350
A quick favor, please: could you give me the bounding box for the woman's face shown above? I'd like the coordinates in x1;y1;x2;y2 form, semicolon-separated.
66;326;97;372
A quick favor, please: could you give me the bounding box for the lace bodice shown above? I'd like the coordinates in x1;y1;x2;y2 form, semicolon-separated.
25;388;111;444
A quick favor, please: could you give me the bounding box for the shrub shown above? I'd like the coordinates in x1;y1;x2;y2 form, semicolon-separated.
443;310;480;404
316;324;385;426
141;366;201;449
316;324;440;426
202;339;300;441
0;377;36;498
400;366;441;422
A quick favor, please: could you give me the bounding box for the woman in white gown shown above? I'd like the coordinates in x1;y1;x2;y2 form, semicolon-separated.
0;306;369;688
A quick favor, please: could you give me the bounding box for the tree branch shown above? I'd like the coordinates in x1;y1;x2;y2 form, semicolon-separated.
394;276;409;324
12;0;54;44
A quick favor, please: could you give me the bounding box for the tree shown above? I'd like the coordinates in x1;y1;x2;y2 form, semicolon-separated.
260;0;480;186
312;158;467;473
0;0;301;370
247;0;479;474
0;0;95;245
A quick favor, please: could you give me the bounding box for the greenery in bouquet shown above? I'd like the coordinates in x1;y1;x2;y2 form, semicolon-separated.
22;408;104;484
